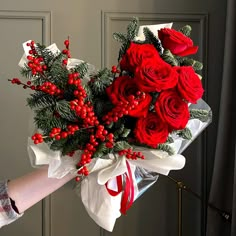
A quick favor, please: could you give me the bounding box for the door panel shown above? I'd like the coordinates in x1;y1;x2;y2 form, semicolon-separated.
0;0;226;235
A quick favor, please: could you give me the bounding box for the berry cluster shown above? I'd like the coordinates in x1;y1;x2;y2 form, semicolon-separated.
26;41;47;75
68;73;99;127
62;39;71;65
10;78;36;90
111;65;120;74
102;93;145;125
118;149;145;160
76;125;115;176
39;81;62;96
49;125;79;140
31;133;44;144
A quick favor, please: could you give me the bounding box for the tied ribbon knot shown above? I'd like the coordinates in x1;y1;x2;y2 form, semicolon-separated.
105;160;134;215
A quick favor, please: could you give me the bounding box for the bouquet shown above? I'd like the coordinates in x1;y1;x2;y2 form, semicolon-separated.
9;17;212;231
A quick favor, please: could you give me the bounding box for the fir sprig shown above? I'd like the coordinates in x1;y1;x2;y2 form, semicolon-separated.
113;17;140;61
176;127;192;140
55;100;77;121
34;108;68;134
88;68;113;95
161;50;179;66
72;62;89;79
190;108;212;122
179;25;192;37
157;144;175;155
127;17;139;41
27;92;56;109
143;27;162;53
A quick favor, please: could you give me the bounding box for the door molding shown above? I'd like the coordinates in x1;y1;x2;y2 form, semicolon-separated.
0;10;51;45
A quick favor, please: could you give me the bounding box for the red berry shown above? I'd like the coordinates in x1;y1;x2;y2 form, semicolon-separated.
64;39;70;47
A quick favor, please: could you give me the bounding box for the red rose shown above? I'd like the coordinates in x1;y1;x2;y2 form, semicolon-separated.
175;66;204;103
158;28;198;56
120;42;160;73
134;112;169;148
106;75;152;117
155;89;190;130
134;58;178;93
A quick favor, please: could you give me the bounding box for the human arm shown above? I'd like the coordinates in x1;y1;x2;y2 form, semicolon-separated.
0;167;75;228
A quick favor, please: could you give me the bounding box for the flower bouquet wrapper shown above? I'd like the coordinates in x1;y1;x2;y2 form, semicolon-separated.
11;18;212;232
76;103;211;231
27;99;211;232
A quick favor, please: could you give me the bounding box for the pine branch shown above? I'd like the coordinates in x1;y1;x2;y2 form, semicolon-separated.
46;59;68;87
20;66;34;79
113;32;127;43
34;108;68;133
113;141;132;152
157;143;175;155
143;27;162;53
127;17;139;41
59;130;90;155
113;17;139;62
118;42;130;62
89;68;113;95
55;100;77;121
179;25;192;37
176;127;192;140
166;136;174;144
35;44;60;66
190;108;212;122
27;92;56;109
114;124;125;139
94;98;113;121
177;57;203;71
92;142;110;158
120;128;131;138
83;84;94;103
161;50;179;66
72;62;89;78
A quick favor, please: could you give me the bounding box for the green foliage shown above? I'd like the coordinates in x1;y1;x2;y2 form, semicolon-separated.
117;42;130;62
190;108;212;122
93;98;113;121
157;143;175;155
176;127;192;140
34;107;68;134
83;84;94;103
35;43;56;66
27;92;56;109
46;56;68;87
20;67;34;79
113;32;127;44
126;17;139;41
93;142;110;158
59;130;90;155
161;50;179;66
72;62;89;78
113;141;132;152
142;27;162;53
177;57;203;71
166;136;174;144
179;25;192;37
113;17;139;62
55;100;77;121
89;68;113;95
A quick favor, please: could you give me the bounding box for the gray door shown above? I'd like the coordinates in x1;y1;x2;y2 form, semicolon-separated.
0;1;226;236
